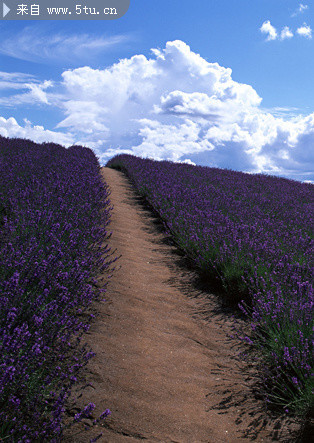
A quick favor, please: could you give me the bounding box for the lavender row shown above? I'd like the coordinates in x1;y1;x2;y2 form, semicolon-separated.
0;136;114;441
107;154;313;418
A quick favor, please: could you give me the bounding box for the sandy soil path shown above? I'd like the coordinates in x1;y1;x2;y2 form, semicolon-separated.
64;167;293;442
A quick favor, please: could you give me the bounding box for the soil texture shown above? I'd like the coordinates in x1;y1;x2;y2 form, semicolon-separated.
64;168;299;442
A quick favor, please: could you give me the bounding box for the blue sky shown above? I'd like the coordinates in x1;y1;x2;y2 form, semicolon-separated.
0;0;313;181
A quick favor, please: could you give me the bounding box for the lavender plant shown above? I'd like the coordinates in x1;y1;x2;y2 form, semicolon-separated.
107;154;313;419
0;136;114;441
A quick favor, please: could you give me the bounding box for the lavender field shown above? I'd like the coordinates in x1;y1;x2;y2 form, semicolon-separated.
107;154;313;420
0;136;114;441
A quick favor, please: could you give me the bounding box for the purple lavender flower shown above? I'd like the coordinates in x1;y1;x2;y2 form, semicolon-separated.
0;135;116;440
107;153;313;416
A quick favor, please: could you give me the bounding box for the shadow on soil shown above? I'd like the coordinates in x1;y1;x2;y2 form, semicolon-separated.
114;170;309;442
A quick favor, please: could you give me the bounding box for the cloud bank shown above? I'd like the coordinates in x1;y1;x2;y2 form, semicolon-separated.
0;116;74;145
1;40;314;182
260;20;312;41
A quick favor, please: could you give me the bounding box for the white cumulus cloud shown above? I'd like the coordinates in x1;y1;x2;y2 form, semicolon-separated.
1;40;314;182
280;26;294;40
260;20;313;42
0;116;74;146
296;23;312;38
260;20;278;41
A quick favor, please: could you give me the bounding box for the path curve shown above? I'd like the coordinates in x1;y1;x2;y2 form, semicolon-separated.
64;168;284;442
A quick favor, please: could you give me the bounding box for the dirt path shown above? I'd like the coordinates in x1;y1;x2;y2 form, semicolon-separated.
64;168;293;442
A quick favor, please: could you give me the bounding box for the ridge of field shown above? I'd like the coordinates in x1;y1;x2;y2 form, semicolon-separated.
107;154;314;423
0;135;114;441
